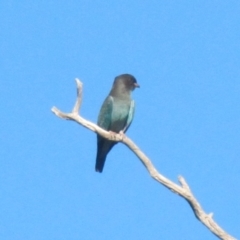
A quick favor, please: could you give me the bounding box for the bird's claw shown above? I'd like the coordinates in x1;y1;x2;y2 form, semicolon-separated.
108;131;118;141
119;131;126;140
108;130;125;141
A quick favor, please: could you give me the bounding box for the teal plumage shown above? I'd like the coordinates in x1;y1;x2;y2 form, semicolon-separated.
95;74;139;172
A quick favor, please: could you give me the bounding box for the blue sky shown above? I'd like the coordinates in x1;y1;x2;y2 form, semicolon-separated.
1;1;239;239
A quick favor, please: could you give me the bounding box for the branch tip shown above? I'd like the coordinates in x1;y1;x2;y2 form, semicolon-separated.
208;213;214;218
75;78;83;88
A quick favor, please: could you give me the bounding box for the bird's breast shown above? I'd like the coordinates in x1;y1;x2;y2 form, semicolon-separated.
110;100;130;132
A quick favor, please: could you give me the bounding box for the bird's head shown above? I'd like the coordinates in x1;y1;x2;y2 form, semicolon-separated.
114;74;140;92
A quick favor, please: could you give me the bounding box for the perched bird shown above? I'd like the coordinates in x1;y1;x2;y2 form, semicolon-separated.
95;74;140;172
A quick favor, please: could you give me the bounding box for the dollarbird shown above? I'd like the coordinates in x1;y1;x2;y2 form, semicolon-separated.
95;74;140;172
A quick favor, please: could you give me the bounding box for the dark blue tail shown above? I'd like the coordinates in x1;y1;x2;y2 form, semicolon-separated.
95;136;116;172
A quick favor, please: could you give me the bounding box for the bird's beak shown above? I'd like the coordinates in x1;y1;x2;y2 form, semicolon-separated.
134;83;140;88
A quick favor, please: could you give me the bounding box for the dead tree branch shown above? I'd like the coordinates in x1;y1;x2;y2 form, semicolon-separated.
51;78;236;240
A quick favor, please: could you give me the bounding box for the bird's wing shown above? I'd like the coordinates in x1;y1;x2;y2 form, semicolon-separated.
96;95;114;172
97;96;114;130
123;100;135;132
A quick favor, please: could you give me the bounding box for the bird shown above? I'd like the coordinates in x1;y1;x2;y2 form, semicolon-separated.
95;74;140;172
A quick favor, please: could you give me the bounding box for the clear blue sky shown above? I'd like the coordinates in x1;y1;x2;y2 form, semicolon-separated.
1;1;239;239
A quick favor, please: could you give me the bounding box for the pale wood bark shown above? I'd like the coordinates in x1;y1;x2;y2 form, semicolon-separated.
51;79;236;240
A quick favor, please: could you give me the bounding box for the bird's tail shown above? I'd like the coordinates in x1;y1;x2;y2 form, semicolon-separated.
95;138;116;173
95;153;106;173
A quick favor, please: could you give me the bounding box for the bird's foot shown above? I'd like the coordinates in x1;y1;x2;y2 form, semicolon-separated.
108;131;118;141
118;130;126;140
108;131;125;141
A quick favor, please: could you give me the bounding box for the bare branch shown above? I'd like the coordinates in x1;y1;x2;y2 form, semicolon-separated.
51;79;236;240
72;78;83;113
